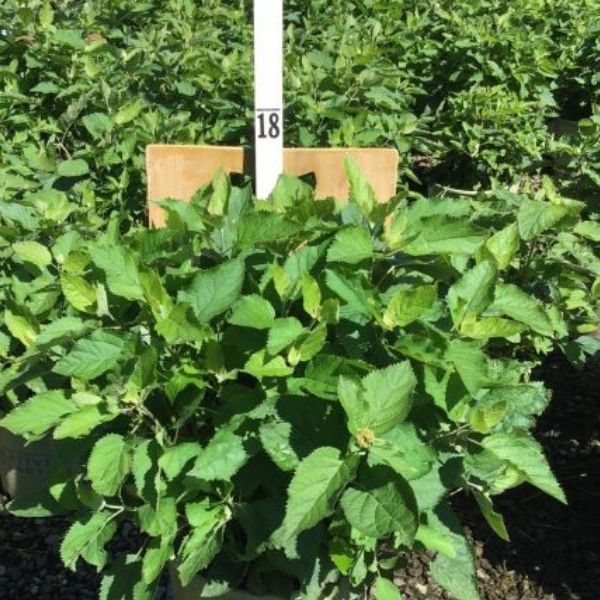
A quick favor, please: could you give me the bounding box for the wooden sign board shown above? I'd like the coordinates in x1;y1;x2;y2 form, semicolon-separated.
146;145;399;227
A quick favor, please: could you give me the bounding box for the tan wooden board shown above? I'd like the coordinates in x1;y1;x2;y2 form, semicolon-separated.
146;145;399;227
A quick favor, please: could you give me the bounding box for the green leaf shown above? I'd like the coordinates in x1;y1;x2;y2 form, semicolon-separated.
447;261;496;329
54;404;116;439
268;317;304;354
179;258;244;323
4;309;38;347
384;285;436;328
482;432;566;503
375;577;404;600
403;218;486;256
61;273;96;312
446;339;489;396
54;330;126;381
472;491;509;541
143;538;172;585
429;503;480;600
325;269;372;319
61;512;118;571
0;391;75;437
574;220;600;242
91;243;145;301
485;223;519;270
339;364;417;437
114;99;145;125
159;443;201;481
189;430;247;481
208;168;230;216
327;227;373;264
229;295;276;329
88;434;131;496
340;466;417;542
487;283;553;336
517;200;568;241
238;213;302;247
369;423;435;481
58;159;90;177
36;317;87;349
12;241;52;268
177;502;226;586
344;156;376;216
244;350;294;378
302;273;321;318
275;447;357;543
259;421;299;472
99;555;155;600
82;113;113;139
460;318;526;340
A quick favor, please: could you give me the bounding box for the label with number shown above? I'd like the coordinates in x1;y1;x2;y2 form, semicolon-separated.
254;0;284;198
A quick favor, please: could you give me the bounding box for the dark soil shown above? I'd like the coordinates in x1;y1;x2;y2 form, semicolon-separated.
0;354;598;599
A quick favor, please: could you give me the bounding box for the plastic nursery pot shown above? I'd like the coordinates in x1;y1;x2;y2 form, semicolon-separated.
0;427;54;500
167;563;282;600
146;145;399;227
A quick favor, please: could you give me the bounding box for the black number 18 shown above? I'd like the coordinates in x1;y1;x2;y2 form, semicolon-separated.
257;112;281;139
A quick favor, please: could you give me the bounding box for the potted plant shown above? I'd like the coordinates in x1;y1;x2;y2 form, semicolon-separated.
1;165;598;598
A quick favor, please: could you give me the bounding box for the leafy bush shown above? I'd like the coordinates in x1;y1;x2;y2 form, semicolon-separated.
1;166;598;598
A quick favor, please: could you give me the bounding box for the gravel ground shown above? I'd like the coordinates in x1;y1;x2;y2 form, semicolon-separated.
0;354;597;599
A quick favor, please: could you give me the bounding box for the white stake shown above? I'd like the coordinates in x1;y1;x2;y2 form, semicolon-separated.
253;0;284;199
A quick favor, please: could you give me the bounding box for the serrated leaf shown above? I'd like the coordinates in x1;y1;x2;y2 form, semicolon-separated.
244;350;294;378
143;538;172;585
325;269;372;319
485;223;519;270
54;404;117;439
447;261;496;329
402;218;486;256
472;491;509;541
344;156;376;216
238;213;303;247
369;423;435;481
88;434;131;496
259;421;299;472
275;447;357;543
177;503;225;586
229;295;275;329
4;309;38;347
179;257;244;323
384;285;436;328
487;283;553;336
90;243;144;301
517;200;568;241
361;363;417;435
36;317;87;349
189;430;247;481
460;317;526;340
574;220;600;242
99;554;154;600
302;273;321;318
58;159;89;177
61;511;117;571
0;391;75;436
429;503;480;600
12;240;52;268
340;466;417;542
268;317;304;354
82;112;113;139
159;442;201;481
61;272;96;312
327;226;373;264
482;431;566;503
54;330;126;381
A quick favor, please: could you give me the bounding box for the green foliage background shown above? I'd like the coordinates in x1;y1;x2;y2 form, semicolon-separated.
2;0;600;226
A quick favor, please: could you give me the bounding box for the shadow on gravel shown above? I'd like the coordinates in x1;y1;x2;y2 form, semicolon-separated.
458;355;600;600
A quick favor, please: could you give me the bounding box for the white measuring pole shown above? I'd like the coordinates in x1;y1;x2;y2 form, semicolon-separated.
253;0;284;198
